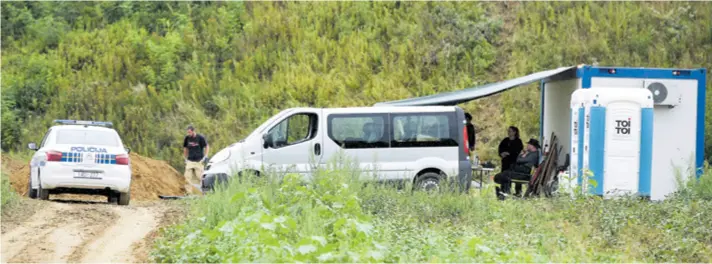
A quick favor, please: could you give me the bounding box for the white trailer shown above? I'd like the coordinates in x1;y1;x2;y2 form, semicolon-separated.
377;65;707;201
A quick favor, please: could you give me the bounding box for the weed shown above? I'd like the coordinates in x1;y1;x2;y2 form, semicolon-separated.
152;165;712;262
1;172;18;209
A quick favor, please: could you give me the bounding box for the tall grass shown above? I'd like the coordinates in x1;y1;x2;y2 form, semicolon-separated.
152;164;712;263
1;172;18;210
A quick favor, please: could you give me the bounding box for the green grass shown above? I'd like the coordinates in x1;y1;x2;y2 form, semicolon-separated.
151;163;712;263
1;172;19;210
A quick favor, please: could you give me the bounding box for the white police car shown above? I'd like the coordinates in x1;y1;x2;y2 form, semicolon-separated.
27;120;132;205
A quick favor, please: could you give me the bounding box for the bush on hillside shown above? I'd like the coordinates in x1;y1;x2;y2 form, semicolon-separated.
2;2;710;169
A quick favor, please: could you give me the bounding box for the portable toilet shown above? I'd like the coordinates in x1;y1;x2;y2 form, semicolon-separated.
581;89;594;193
586;87;654;198
565;88;593;195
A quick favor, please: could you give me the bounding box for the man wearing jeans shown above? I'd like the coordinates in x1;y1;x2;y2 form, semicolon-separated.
183;125;209;195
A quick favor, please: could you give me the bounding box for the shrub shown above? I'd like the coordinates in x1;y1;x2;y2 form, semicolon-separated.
1;172;18;209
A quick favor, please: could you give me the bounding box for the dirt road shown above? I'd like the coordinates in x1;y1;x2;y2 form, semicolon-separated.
1;196;180;263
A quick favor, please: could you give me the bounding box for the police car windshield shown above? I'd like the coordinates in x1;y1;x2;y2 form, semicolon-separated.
56;129;120;147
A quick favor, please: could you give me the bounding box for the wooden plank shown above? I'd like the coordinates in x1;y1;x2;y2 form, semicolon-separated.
545;136;560;194
158;195;186;200
532;134;552;195
541;141;562;197
538;134;559;196
525;132;557;197
545;145;564;197
540;142;558;196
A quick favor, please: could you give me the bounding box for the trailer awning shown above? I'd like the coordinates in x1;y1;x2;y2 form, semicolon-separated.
375;66;578;106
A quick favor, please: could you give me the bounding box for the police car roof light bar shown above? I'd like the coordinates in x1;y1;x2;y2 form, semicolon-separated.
53;119;114;128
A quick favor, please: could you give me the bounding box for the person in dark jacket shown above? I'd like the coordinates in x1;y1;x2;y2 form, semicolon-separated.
465;113;476;153
494;138;541;200
497;126;523;172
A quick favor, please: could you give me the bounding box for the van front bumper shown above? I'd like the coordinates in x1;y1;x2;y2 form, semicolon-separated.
201;173;230;192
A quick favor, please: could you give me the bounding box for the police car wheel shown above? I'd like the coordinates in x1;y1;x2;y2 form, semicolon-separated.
108;193;119;204
27;177;38;199
38;184;50;200
118;192;130;206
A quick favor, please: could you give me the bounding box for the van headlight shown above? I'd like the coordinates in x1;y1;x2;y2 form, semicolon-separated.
209;149;231;164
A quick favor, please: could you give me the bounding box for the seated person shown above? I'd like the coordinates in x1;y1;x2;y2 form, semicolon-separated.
494;138;541;199
362;123;376;143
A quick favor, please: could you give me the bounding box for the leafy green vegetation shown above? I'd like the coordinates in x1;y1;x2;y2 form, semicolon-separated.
3;2;712;262
504;2;712;160
152;162;712;263
3;2;709;168
1;172;18;209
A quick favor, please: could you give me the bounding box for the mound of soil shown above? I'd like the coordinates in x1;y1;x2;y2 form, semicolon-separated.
1;153;195;200
127;153;191;200
2;156;31;196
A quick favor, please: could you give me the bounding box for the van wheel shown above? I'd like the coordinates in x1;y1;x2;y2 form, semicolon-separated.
415;173;441;192
118;192;130;206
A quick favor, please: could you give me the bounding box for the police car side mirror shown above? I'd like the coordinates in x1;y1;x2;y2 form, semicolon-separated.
28;142;38;151
125;147;131;154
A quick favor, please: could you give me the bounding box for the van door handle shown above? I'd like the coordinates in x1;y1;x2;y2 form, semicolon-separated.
314;143;321;156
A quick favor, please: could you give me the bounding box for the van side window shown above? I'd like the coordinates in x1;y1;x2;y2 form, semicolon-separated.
328;114;388;149
391;113;458;147
267;113;318;148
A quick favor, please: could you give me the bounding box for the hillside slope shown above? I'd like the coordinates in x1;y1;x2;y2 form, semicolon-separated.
2;2;711;167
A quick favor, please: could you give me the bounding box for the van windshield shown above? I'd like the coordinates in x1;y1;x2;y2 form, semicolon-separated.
56;129;121;147
250;109;297;137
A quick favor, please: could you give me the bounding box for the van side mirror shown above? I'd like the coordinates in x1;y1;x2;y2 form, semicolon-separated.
28;142;38;150
262;134;273;149
125;146;131;154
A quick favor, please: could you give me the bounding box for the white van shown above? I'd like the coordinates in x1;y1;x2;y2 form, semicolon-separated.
201;106;473;192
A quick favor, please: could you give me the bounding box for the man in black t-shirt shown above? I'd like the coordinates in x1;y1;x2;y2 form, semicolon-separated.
183;125;209;195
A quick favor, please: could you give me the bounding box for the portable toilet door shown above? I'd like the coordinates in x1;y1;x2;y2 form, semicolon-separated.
587;87;654;198
567;88;591;195
581;89;595;194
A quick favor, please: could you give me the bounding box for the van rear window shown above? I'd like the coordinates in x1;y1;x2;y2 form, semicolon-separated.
391;113;458;147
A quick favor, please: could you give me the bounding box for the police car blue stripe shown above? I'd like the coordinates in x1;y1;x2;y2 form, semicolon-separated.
93;153;117;164
60;152;84;163
57;152;120;164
